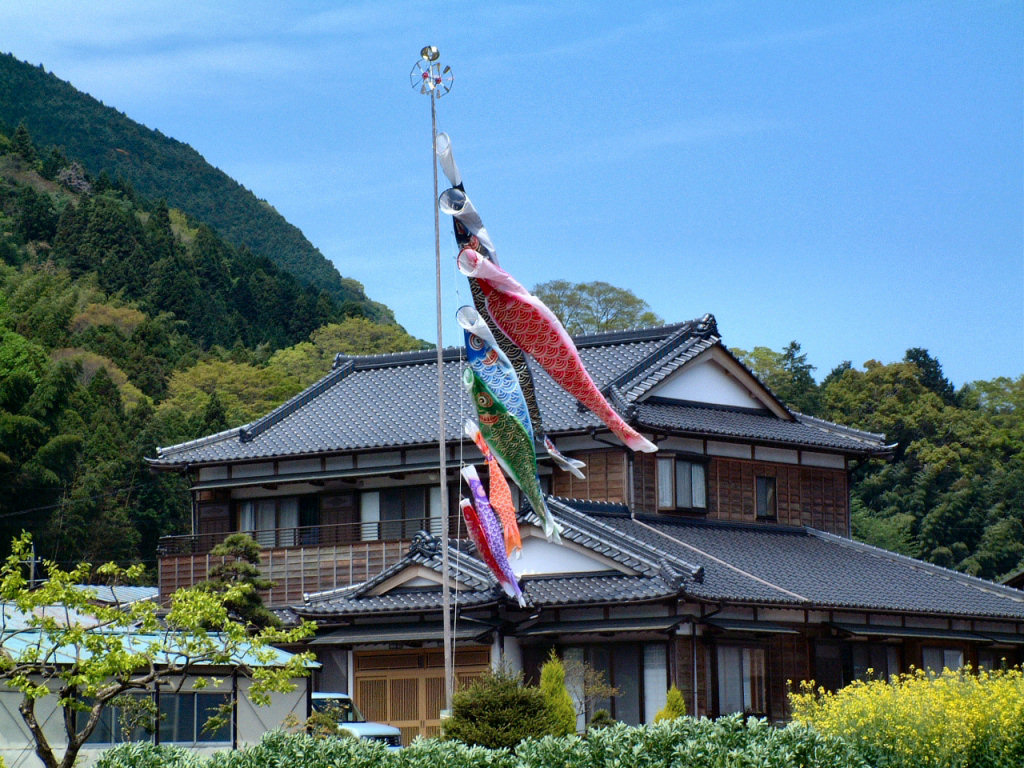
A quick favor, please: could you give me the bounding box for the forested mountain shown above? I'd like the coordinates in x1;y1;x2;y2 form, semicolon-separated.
735;343;1024;582
0;123;426;574
0;52;389;317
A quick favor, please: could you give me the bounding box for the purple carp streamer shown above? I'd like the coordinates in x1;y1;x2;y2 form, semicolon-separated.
464;420;522;558
458;248;658;454
460;465;525;606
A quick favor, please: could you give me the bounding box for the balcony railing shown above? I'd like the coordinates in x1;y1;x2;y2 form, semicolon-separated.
158;517;440;556
156;517;445;606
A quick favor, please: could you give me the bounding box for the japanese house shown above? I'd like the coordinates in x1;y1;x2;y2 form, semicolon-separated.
151;315;1024;741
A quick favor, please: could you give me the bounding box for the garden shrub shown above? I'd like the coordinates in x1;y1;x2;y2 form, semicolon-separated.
203;730;389;768
539;649;576;736
443;668;556;749
515;715;865;768
790;666;1024;768
94;742;202;768
653;684;686;722
95;716;864;768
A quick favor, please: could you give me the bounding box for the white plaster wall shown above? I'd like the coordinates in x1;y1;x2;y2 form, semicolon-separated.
236;678;307;746
801;452;845;469
512;537;615;577
198;466;229;481
646;360;767;410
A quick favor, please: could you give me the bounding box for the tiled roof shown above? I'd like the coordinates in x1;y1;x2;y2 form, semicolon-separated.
290;499;1024;624
151;318;888;466
599;512;1024;620
635;402;888;453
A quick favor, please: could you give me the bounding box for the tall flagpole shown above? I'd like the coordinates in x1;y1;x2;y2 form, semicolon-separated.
411;45;455;712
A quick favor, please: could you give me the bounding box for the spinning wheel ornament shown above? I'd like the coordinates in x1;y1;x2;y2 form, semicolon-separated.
411;46;453;97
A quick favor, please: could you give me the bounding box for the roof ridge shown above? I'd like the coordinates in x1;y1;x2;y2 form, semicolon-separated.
793;412;890;445
154;425;245;459
808;528;1024;604
605;315;717;394
571;321;691;348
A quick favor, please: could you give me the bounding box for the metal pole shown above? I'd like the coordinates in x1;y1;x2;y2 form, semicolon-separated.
432;86;455;713
412;43;455;714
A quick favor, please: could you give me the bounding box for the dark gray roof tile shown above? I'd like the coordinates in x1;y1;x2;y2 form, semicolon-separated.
152;320;889;467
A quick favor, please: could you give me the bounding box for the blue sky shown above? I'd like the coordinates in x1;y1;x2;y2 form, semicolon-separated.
2;1;1021;385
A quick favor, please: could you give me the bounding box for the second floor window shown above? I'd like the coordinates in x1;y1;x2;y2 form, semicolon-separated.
238;498;298;547
657;456;707;511
360;485;442;541
755;476;777;519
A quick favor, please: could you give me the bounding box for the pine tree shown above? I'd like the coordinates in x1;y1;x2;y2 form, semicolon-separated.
202;533;278;629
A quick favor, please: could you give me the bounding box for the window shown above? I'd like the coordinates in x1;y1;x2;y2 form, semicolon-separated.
159;692;231;745
716;646;767;716
238;497;299;547
977;648;1016;670
851;643;901;681
83;694;153;744
657;456;706;511
921;646;963;673
361;486;443;541
755;476;776;519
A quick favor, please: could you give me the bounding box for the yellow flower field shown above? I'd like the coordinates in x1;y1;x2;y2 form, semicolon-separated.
790;666;1024;768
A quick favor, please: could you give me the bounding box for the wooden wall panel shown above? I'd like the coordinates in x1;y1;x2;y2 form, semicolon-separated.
632;452;658;515
551;449;628;504
353;647;491;742
708;458;848;534
767;634;809;722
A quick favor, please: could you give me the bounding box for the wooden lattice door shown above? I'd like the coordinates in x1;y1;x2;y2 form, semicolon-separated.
354;647;491;743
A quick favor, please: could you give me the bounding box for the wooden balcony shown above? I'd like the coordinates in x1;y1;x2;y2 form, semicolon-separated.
157;518;438;607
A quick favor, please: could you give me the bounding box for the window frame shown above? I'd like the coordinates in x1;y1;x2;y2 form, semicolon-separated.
712;642;768;718
237;496;312;547
657;454;708;513
755;475;777;520
157;691;233;746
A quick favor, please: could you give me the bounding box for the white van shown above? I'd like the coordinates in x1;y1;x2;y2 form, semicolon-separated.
310;692;402;748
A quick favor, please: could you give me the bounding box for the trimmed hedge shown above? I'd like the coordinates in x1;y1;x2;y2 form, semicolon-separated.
96;715;866;768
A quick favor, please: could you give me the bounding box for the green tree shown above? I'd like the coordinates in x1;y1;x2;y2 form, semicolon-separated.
532;280;663;335
11;120;36;163
539;649;576;736
904;347;957;406
0;533;314;768
732;341;820;414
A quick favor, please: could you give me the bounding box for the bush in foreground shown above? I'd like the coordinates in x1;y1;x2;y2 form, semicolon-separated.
98;716;864;768
790;666;1024;768
443;668;557;749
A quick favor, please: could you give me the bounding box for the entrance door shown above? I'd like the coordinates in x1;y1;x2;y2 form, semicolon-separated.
353;647;491;744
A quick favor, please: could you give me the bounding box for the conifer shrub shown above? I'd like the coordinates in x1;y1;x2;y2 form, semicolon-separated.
443;668;556;749
653;684;686;722
539;649;576;736
790;666;1024;768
